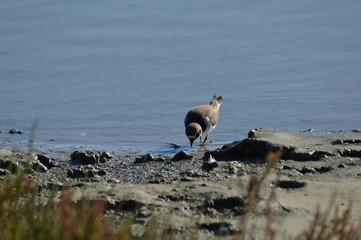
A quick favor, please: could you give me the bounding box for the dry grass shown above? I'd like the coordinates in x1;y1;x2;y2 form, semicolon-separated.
0;149;360;239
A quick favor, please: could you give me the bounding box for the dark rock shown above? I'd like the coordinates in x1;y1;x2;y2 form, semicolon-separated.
333;139;361;145
314;166;333;173
71;150;103;164
0;159;19;173
9;129;24;134
0;152;48;173
199;222;235;236
67;168;95;178
37;154;56;169
277;180;306;189
0;169;10;176
32;161;48;173
337;163;347;168
96;169;107;176
180;177;193;182
299;167;318;174
0;130;2;133
282;165;293;170
204;139;277;161
135;153;166;163
205;138;333;162
106;199;144;211
99;152;113;163
200;196;244;215
171;150;193;161
202;156;218;172
338;149;361;158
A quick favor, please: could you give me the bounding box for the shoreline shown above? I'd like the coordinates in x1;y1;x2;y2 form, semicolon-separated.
1;128;361;239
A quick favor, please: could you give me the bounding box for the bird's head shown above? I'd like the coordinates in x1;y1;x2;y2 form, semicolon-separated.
210;95;223;110
185;123;202;147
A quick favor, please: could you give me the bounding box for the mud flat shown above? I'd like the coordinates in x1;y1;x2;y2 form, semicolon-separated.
1;128;361;239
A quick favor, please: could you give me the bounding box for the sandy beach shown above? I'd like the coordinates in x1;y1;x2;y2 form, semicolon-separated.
1;128;361;239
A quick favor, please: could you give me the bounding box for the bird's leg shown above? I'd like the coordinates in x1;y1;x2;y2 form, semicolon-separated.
201;134;208;146
200;136;203;143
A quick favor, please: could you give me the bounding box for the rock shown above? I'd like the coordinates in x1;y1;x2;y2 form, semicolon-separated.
67;168;95;178
314;166;333;173
337;163;347;168
204;128;361;161
202;155;218;171
0;158;19;173
135;153;166;163
298;167;318;174
200;196;244;214
96;169;107;176
0;152;47;173
106;199;144;211
70;150;111;164
203;139;273;161
171;150;193;161
338;149;361;158
32;161;48;173
0;130;2;133
9;129;24;134
100;152;113;163
0;169;10;176
37;154;56;169
277;180;306;189
199;222;235;236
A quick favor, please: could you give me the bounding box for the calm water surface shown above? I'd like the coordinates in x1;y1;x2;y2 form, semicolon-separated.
1;0;361;155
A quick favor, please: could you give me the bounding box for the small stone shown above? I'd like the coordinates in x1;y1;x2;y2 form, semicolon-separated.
171;150;193;161
99;152;113;163
337;163;346;168
135;153;157;163
282;165;293;170
298;167;317;174
67;168;95;178
96;169;107;176
202;155;218;171
9;129;24;134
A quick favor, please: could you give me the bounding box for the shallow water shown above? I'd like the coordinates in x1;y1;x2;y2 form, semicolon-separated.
1;0;361;155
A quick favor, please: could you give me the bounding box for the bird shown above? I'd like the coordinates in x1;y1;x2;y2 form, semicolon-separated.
184;95;223;147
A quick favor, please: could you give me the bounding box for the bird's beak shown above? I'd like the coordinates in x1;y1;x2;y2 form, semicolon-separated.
189;139;195;147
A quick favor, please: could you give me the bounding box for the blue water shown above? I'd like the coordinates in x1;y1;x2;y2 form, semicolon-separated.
1;0;361;154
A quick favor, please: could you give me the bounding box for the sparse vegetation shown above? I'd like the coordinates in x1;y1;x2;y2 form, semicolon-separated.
0;149;360;239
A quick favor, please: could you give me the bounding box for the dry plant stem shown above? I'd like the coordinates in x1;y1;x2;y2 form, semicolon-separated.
235;150;282;240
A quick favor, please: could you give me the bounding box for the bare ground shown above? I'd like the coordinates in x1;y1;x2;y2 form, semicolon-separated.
1;128;361;239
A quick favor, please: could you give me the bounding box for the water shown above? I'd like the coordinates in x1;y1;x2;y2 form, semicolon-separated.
1;0;361;155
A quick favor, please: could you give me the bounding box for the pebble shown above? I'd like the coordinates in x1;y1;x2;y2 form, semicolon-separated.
171;150;193;161
202;155;218;171
9;129;24;134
